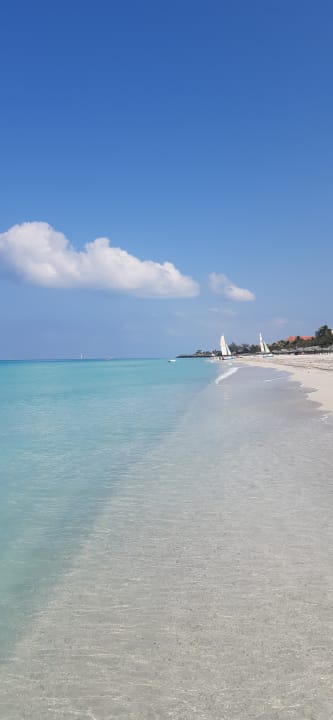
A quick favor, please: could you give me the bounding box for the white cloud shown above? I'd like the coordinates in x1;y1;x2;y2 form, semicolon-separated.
0;222;199;299
209;273;255;302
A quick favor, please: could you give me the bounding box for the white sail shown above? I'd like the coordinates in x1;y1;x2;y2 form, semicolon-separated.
220;335;231;356
259;333;271;355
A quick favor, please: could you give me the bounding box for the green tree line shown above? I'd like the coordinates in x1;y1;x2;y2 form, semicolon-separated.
224;325;333;355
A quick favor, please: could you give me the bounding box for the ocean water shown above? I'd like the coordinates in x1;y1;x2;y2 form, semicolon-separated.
0;358;216;656
1;359;333;718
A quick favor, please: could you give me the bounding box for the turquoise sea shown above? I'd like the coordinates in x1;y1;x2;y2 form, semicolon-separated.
1;358;333;718
0;359;217;655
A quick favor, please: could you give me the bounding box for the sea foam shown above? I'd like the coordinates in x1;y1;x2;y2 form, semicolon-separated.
214;366;239;384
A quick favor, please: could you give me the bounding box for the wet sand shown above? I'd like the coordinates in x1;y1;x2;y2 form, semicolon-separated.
240;354;333;414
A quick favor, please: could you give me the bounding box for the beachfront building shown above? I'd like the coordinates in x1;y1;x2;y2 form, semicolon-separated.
285;335;314;343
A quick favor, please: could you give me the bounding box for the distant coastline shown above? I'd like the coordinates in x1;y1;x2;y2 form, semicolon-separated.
176;351;216;359
177;325;333;359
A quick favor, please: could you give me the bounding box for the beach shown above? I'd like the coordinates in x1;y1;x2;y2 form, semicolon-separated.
240;353;333;415
3;2;333;717
1;360;333;718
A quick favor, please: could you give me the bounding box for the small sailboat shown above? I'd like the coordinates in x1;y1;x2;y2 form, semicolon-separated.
259;332;273;357
220;335;233;359
168;358;176;363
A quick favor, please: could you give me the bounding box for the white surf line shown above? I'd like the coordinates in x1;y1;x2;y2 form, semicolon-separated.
214;367;239;385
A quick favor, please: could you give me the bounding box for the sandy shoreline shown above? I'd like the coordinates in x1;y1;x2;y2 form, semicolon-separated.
240;354;333;414
1;363;333;718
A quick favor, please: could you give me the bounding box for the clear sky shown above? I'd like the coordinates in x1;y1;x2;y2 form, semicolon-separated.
1;0;332;358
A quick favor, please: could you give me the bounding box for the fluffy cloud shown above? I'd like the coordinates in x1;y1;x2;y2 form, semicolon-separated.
0;222;199;298
209;273;255;302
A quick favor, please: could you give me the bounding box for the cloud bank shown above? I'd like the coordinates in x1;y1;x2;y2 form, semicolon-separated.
0;222;199;299
209;273;255;302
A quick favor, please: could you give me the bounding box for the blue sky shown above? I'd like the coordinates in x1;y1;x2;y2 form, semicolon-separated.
1;0;332;358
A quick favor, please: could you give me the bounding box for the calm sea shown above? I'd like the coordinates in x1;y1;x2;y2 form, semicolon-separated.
1;358;333;719
0;358;216;655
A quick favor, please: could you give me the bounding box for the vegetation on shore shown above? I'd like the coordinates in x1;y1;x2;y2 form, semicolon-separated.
270;325;333;351
177;325;333;358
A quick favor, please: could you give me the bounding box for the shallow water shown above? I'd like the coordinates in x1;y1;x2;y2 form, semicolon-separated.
0;358;216;657
1;360;333;718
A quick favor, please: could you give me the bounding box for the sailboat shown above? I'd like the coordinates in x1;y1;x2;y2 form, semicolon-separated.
259;332;273;357
220;335;233;359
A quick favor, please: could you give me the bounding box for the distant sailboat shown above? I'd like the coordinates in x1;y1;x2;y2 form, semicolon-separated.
220;335;232;359
259;333;273;356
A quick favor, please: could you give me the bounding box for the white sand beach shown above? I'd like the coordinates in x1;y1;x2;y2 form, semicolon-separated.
240;354;333;414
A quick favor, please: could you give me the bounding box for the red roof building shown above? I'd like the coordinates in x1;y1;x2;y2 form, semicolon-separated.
285;336;314;343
